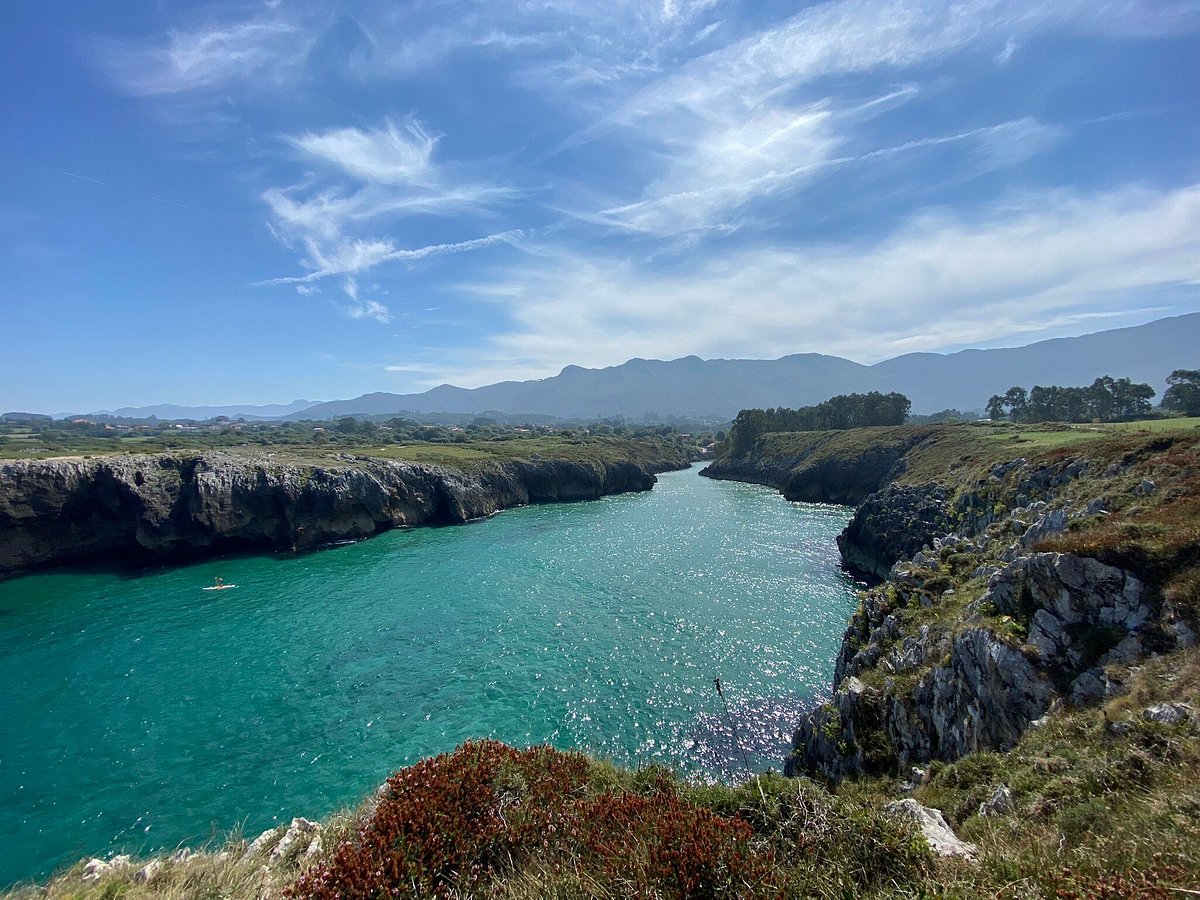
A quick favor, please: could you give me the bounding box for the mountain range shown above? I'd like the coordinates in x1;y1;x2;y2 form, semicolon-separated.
289;313;1200;420
67;314;1200;422
91;399;320;421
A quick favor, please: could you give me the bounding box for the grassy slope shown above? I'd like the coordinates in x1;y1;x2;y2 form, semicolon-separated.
362;435;693;470
749;418;1200;488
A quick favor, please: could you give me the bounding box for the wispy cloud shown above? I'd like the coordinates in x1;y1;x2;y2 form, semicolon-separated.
260;117;521;306
579;112;1063;238
350;0;721;84
97;16;316;96
346;299;393;324
261;231;525;285
290;119;438;186
86;0;1200;363
432;182;1200;385
545;0;1191;239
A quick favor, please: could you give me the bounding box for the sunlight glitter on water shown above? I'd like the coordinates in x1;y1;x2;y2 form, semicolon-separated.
0;465;859;886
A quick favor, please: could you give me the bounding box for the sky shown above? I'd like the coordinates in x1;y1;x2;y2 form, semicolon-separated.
2;0;1199;413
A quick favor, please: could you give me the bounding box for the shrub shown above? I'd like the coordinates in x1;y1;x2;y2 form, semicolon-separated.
289;741;783;899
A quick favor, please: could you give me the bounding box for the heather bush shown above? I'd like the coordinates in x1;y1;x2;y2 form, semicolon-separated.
289;740;782;899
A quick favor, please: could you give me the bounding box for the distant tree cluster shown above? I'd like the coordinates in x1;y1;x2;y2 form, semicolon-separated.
727;392;912;454
906;409;977;425
1162;370;1200;417
985;376;1155;424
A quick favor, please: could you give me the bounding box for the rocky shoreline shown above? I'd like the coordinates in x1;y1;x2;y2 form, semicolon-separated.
0;447;690;578
702;426;1200;782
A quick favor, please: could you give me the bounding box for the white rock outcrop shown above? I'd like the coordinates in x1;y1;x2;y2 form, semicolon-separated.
886;800;978;859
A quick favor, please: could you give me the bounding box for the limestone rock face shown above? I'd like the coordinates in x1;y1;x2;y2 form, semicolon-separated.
270;817;319;863
0;450;685;576
242;825;285;860
714;432;1195;786
837;484;953;581
791;623;1056;781
787;450;1184;783
982;552;1152;706
701;439;918;505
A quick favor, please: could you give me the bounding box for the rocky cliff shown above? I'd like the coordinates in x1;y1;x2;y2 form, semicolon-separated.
700;427;929;505
788;431;1200;781
706;424;1200;782
0;447;689;577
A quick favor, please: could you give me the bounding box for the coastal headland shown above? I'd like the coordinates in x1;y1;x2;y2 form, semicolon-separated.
0;438;691;578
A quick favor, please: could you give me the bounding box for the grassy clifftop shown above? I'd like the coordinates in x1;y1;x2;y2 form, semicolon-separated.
706;418;1200;501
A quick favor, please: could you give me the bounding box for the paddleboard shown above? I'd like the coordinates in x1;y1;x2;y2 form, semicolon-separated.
202;584;238;591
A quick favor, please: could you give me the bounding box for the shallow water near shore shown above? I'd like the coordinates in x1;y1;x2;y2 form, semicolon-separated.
0;465;858;887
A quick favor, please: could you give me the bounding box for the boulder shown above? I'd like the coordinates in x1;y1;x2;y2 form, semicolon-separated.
133;859;162;884
1143;703;1194;726
1133;478;1157;496
270;817;320;863
81;859;110;882
978;784;1014;818
886;800;978;859
243;825;284;860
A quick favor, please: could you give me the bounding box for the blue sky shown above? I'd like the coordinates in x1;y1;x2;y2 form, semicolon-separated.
3;0;1199;413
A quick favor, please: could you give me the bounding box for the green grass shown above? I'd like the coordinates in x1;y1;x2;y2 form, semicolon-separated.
361;435;687;468
731;419;1200;493
0;436;691;472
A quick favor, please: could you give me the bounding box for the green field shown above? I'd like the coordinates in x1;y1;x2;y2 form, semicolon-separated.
0;433;695;473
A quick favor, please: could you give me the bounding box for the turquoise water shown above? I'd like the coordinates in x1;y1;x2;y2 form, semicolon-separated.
0;465;857;887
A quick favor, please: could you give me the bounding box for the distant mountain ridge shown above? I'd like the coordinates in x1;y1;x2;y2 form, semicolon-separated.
290;313;1200;420
91;399;320;421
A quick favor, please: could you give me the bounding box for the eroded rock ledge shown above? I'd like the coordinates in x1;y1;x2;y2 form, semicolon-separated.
786;442;1199;782
706;426;1199;782
0;448;689;577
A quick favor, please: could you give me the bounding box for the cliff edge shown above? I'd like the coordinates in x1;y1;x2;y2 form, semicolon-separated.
0;444;689;577
705;424;1200;781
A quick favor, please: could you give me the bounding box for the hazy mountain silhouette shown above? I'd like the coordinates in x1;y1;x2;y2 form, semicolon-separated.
290;315;1200;421
92;399;321;421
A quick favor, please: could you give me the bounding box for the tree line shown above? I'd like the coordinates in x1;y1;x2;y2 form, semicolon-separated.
727;392;911;454
984;375;1159;423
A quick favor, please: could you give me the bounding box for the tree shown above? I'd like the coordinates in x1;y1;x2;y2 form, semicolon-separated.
1087;376;1116;421
1163;369;1200;416
1003;386;1029;421
1110;378;1155;419
729;408;768;455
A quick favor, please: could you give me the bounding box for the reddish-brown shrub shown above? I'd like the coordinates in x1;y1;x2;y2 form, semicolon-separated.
288;741;782;899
